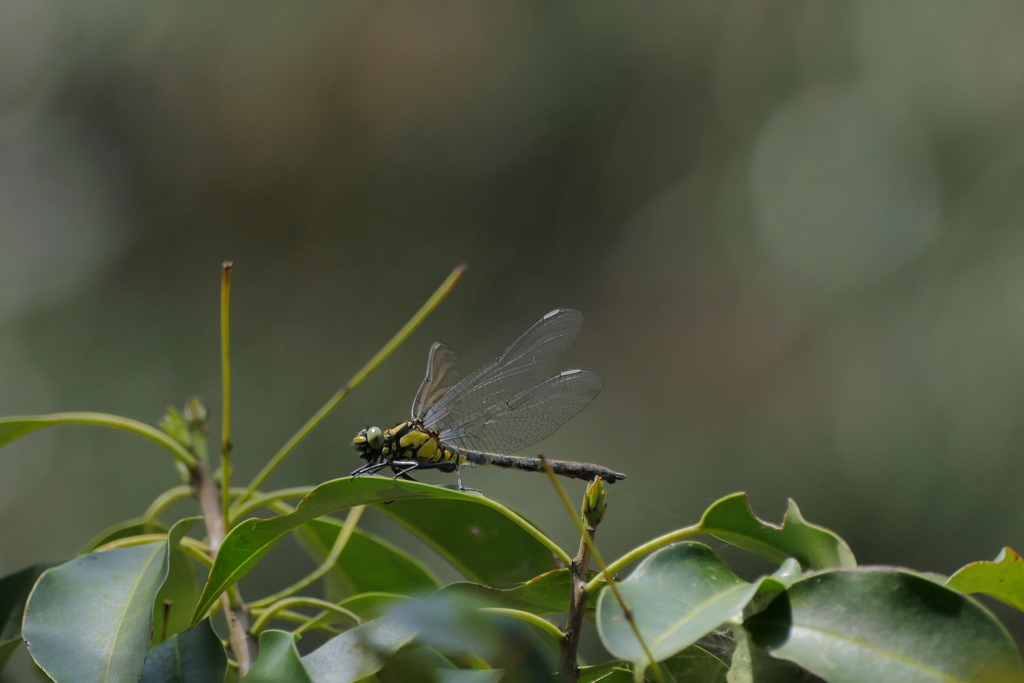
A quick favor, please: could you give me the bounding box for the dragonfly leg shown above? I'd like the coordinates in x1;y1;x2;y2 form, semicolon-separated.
350;461;393;479
390;461;423;480
455;466;481;493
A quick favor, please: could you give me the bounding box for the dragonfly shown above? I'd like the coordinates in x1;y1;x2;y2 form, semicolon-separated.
351;308;626;490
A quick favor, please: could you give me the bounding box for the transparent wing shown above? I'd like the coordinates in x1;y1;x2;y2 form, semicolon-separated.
422;308;584;431
412;342;462;420
437;368;603;454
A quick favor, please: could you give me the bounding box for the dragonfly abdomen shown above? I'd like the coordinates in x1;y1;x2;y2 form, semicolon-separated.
451;447;625;484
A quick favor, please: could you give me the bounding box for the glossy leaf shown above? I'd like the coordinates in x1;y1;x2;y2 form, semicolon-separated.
375;497;563;587
384;596;556;681
745;568;1024;682
0;563;59;669
596;542;768;667
0;417;48;448
373;644;459;682
435;671;504;683
657;645;729;682
729;624;822;683
295;518;439;599
578;667;634;683
23;518;199;683
152;549;200;646
81;517;169;553
244;630;312;683
698;493;856;570
140;618;226;683
439;569;597;615
193;477;563;626
338;592;415;621
80;517;197;648
286;593;412;635
303;614;419;682
947;546;1024;611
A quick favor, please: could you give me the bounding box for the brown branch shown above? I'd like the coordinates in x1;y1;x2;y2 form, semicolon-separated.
559;477;607;682
190;461;257;673
560;523;595;682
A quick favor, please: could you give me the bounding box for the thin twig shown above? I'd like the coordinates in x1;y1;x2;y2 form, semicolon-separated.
249;506;364;608
232;264;467;513
559;502;596;682
220;261;233;531
190;461;257;673
540;458;664;683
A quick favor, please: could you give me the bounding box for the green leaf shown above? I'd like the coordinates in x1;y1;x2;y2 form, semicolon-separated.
0;417;48;448
435;670;504;683
303;614;419;683
383;595;556;681
947;546;1024;611
338;592;415;621
152;548;200;647
79;517;197;648
439;569;597;615
596;542;769;668
698;493;856;570
374;644;459;682
578;666;634;683
728;624;818;683
375;497;564;587
243;630;312;683
23;517;199;683
0;413;195;468
658;645;729;682
745;568;1024;682
0;563;60;669
295;518;440;599
140;618;227;683
192;478;564;626
81;517;169;553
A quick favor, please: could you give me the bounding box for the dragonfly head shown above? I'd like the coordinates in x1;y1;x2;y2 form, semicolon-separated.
353;425;386;462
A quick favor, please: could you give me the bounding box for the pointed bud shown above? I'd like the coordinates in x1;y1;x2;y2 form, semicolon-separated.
159;407;191;449
183;396;208;433
582;477;607;527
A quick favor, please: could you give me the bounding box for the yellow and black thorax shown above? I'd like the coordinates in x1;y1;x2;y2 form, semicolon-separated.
353;420;466;468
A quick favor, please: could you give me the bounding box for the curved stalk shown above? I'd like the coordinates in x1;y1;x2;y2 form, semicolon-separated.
583;524;702;595
1;412;197;469
232;264;467;513
251;598;360;634
249;506;364;608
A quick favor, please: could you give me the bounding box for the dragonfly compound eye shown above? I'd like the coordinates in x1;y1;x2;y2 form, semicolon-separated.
366;426;385;451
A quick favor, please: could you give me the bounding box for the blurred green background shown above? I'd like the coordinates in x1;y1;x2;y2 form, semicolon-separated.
3;1;1024;673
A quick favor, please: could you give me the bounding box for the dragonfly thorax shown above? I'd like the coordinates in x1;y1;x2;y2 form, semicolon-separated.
352;420;456;467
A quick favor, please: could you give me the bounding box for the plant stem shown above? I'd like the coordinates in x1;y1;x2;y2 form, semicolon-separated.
95;534;213;567
144;485;193;521
481;608;565;642
560;515;596;682
251;597;361;634
220;261;234;532
249;505;364;608
540;460;664;683
583;524;702;595
228;486;313;525
190;460;256;673
232;264;467;513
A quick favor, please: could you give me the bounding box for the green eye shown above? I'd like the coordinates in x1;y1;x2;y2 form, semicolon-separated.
366;426;384;451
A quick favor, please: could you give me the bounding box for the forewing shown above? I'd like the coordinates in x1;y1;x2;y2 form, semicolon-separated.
438;369;603;454
422;309;584;430
412;342;462;420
